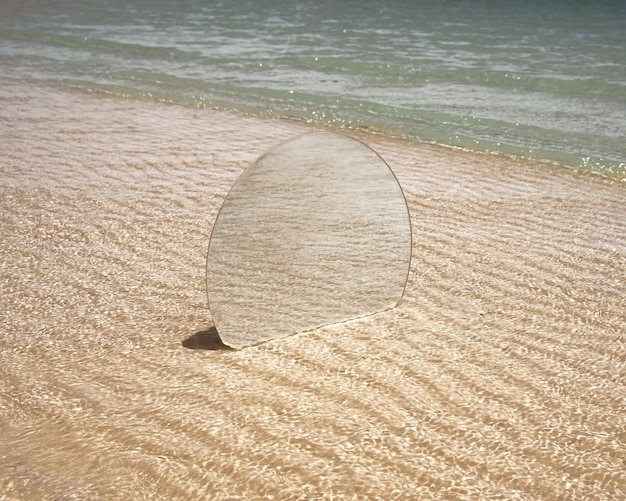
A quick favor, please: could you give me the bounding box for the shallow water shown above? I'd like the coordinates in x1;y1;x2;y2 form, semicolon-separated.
1;0;625;174
1;80;625;499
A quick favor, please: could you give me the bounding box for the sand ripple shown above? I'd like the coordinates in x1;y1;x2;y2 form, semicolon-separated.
1;80;625;499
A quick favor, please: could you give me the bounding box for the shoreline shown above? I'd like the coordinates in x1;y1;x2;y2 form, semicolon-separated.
1;78;625;499
7;74;626;182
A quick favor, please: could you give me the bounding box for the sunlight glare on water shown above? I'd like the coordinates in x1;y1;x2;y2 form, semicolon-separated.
0;0;624;174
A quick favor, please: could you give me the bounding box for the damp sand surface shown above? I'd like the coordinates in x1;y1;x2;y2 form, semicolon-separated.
1;80;625;500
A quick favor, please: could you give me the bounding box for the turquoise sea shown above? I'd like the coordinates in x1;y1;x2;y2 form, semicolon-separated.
1;0;625;175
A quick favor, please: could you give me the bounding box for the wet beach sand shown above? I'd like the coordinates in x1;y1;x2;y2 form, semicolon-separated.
1;79;625;499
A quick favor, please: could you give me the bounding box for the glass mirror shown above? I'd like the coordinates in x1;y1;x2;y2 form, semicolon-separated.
206;132;411;348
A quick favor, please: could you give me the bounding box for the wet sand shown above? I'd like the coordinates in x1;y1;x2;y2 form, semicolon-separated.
1;79;625;500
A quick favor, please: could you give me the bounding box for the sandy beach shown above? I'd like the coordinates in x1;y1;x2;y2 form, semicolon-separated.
1;79;625;499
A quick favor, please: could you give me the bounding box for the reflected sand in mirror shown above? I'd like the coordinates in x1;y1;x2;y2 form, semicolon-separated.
206;132;411;349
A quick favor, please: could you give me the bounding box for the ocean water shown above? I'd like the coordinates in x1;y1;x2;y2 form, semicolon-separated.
1;0;625;175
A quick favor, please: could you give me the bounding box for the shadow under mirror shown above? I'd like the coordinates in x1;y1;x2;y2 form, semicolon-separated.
182;326;233;351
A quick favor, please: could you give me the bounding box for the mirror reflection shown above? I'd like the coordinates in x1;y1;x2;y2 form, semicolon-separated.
207;132;411;349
